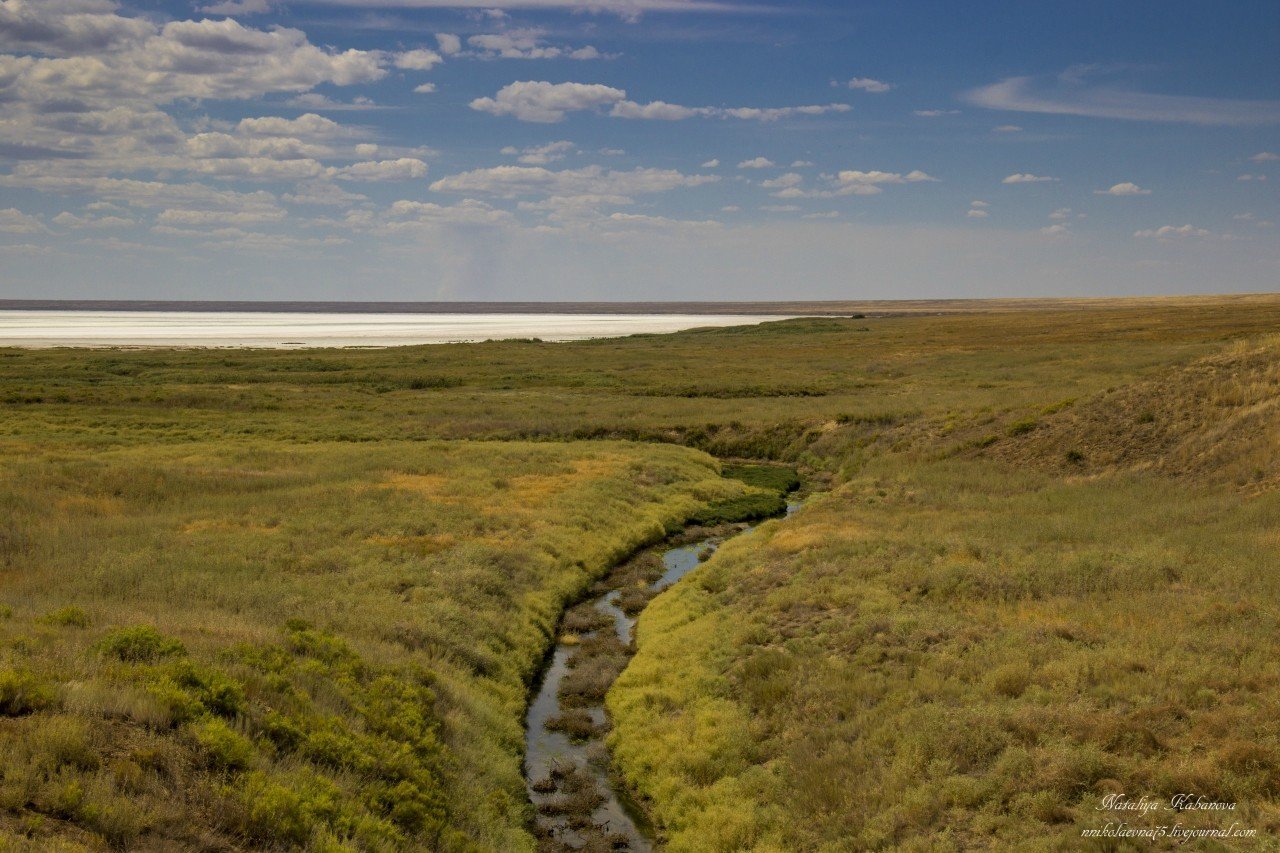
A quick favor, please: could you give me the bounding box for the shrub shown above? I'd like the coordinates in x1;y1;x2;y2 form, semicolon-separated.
190;717;255;771
1007;418;1038;437
98;625;186;663
0;669;54;716
42;606;90;628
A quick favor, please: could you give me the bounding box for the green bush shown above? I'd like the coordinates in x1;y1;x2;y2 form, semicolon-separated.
0;669;54;716
190;717;255;771
98;625;186;663
42;606;90;628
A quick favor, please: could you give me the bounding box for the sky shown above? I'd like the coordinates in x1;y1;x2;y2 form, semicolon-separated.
0;0;1277;301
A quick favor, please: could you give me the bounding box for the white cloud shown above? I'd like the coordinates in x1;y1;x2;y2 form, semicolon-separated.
610;100;699;120
1238;173;1269;181
436;33;462;55
737;157;775;169
1040;223;1070;236
1249;151;1278;162
1002;173;1057;184
791;160;814;168
914;109;959;117
966;75;1280;126
52;211;134;229
289;0;752;20
333;158;429;181
465;29;604;60
156;208;285;226
469;80;849;123
1095;181;1150;196
1134;224;1212;239
470;81;627;122
286;94;383;111
965;209;988;219
1049;207;1072;220
198;0;273;14
993;125;1023;133
970;200;989;208
771;169;938;199
843;77;892;93
236;114;357;140
701;159;720;168
503;140;575;164
395;48;444;70
382;199;511;227
761;172;802;189
0;207;48;234
413;83;438;93
429;164;717;198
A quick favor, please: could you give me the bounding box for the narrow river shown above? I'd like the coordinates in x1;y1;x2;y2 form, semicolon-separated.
524;502;799;851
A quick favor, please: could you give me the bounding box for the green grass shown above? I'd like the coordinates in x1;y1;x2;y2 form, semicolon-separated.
0;439;750;850
2;296;1279;850
608;333;1280;851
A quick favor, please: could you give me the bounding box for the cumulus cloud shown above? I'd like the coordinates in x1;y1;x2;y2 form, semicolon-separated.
701;158;720;168
1250;151;1278;162
1040;223;1070;237
470;81;627;122
993;124;1023;133
914;109;959;117
843;77;892;93
966;208;988;219
0;207;48;233
413;83;437;93
1002;173;1057;184
395;48;443;70
236;113;359;140
737;157;774;169
469;80;849;123
1095;181;1150;196
1134;224;1212;239
52;210;135;229
332;158;429;181
436;33;462;55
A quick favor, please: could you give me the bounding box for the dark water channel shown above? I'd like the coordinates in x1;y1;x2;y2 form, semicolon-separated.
524;502;800;851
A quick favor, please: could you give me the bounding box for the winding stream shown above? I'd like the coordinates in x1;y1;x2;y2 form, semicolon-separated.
524;502;800;851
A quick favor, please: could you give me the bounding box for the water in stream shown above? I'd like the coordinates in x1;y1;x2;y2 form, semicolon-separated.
524;503;800;851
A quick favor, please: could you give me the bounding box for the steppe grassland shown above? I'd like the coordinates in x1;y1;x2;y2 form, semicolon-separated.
2;295;1280;850
610;331;1280;850
0;437;753;850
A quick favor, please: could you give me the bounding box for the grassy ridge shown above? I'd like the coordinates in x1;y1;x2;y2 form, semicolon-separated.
608;337;1280;850
0;439;750;850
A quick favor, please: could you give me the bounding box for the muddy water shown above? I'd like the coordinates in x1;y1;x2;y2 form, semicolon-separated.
524;502;800;851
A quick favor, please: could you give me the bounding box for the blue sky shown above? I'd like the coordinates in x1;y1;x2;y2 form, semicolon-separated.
0;0;1276;300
